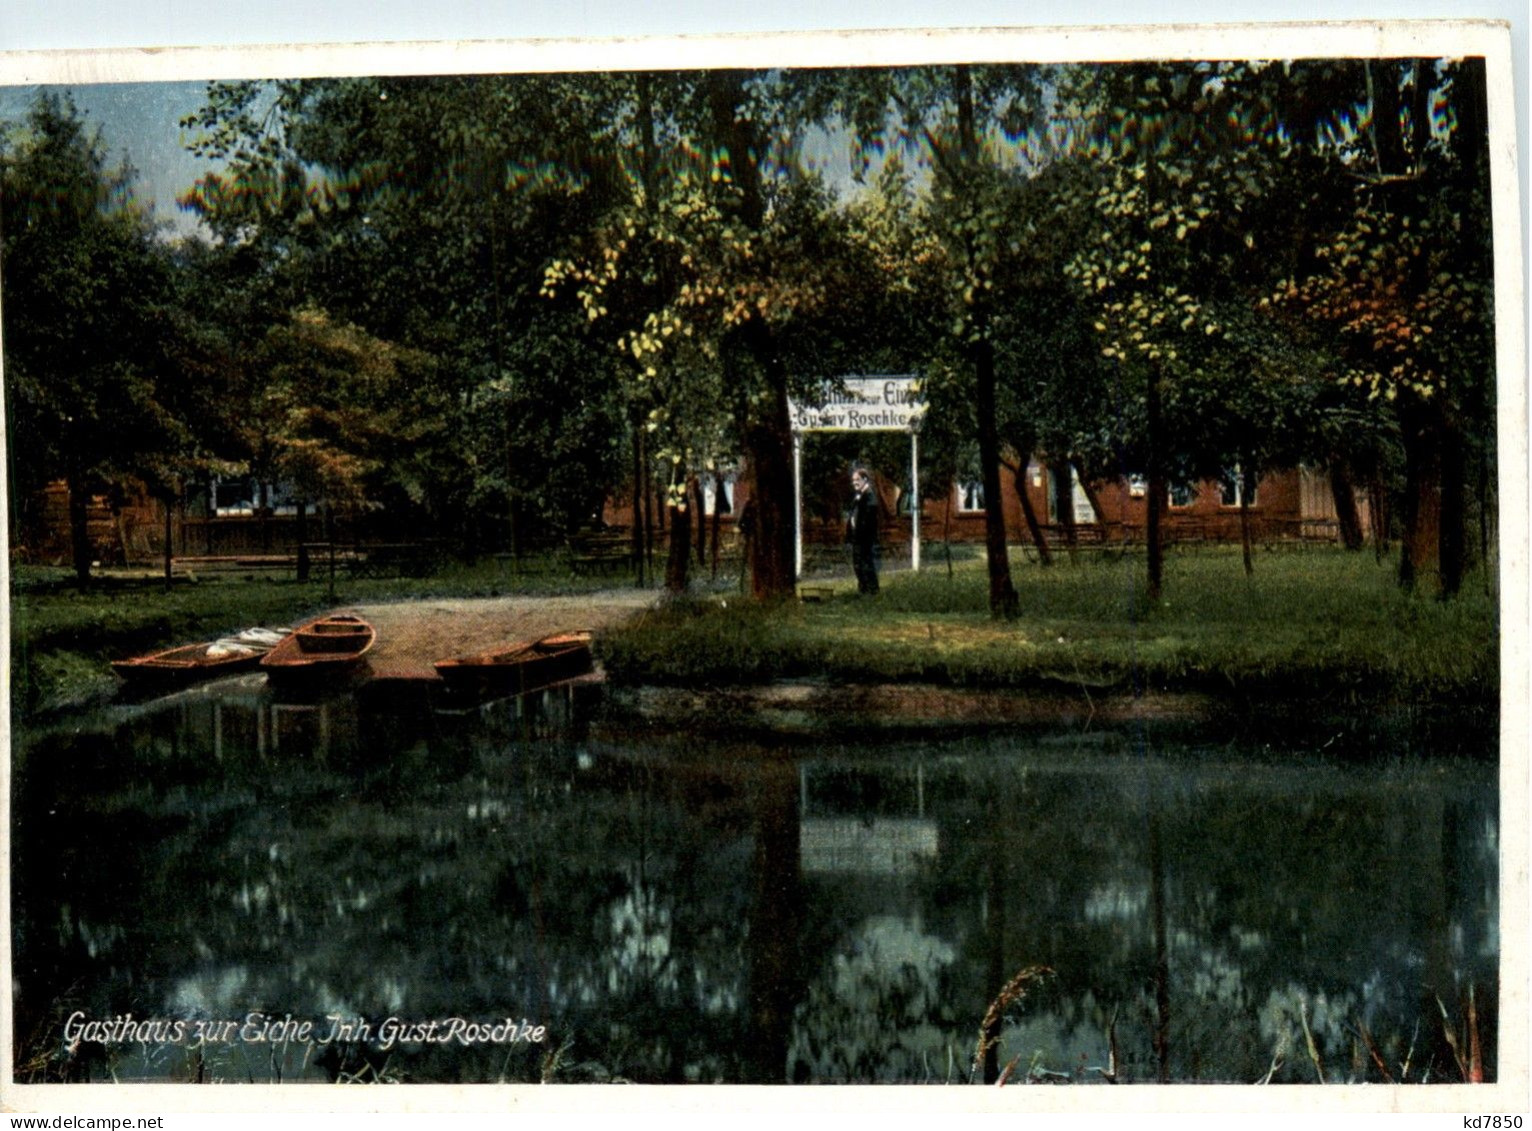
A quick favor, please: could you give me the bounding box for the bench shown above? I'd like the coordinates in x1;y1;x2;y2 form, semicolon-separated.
567;529;631;576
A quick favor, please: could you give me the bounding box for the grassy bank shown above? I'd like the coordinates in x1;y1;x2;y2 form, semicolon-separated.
600;547;1498;706
8;554;641;716
9;546;1499;717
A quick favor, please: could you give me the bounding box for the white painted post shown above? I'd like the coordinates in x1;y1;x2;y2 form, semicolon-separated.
910;430;921;572
793;432;803;580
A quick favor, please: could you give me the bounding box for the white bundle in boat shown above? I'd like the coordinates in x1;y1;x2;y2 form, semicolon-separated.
205;640;257;657
205;627;291;657
233;627;290;647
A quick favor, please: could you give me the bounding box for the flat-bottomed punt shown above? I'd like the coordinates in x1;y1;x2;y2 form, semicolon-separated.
113;628;289;686
260;613;377;683
433;631;593;696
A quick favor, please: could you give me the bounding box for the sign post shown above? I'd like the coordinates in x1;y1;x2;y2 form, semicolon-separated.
793;432;804;579
787;375;925;581
911;429;920;571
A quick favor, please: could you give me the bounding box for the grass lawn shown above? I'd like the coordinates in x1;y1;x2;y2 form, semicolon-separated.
8;544;1498;716
600;545;1498;705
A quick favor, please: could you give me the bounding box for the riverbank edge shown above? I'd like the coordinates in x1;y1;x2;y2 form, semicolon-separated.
597;678;1498;742
602;680;1218;733
11;639;1500;730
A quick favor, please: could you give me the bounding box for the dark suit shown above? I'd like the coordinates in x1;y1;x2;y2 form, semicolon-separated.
848;484;880;594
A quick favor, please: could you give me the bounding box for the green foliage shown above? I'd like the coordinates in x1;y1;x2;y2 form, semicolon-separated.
1;93;188;557
179;74;632;546
4;60;1495;599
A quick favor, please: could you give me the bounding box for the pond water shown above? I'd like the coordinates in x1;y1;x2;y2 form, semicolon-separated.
10;678;1498;1086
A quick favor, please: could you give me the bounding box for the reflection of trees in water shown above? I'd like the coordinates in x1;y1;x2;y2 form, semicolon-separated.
924;745;1498;1083
11;700;1498;1084
15;698;760;1082
789;914;957;1082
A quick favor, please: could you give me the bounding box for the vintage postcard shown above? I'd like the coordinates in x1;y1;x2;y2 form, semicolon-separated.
0;17;1523;1119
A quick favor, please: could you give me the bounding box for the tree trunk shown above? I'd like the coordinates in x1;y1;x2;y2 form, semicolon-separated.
976;339;1019;617
1071;459;1110;534
66;471;93;590
708;71;797;602
1439;413;1466;599
664;486;691;594
630;416;644;586
956;65;1019;619
1239;485;1254;577
1368;478;1391;563
743;389;798;600
1398;407;1442;593
1367;60;1410;175
162;492;174;594
642;456;656;571
711;469;726;579
1010;459;1052;566
296;500;310;582
942;484;955;578
1145;362;1166;602
694;475;707;565
204;473;215;556
323;501;337;602
1373;59;1456;597
1330;462;1366;550
1053;461;1079;562
258;480;271;552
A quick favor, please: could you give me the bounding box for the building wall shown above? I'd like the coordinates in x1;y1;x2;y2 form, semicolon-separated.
599;461;1345;549
30;460;1348;569
28;481;166;566
26;480;364;566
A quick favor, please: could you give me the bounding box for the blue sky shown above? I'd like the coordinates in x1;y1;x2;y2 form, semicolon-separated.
0;78;880;240
0;81;213;236
0;3;1523;247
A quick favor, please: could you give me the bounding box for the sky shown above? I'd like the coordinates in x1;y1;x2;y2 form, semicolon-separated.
0;81;212;236
0;2;1524;248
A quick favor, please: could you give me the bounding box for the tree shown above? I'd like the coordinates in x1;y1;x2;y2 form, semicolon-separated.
1057;61;1397;596
180;75;630;553
805;65;1051;617
1059;64;1251;600
545;70;880;599
1269;59;1494;597
2;93;188;585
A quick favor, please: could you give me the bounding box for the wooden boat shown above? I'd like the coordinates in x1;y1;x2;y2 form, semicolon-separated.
433;631;593;695
260;613;376;682
113;628;289;685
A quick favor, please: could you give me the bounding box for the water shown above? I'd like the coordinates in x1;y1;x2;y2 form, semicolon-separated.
10;678;1498;1085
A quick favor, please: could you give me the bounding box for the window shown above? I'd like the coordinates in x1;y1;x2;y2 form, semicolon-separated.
1168;481;1197;509
212;478;301;516
1127;474;1148;498
1220;467;1258;507
701;472;736;516
958;481;985;512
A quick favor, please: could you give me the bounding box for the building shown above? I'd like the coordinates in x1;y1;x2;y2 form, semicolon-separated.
602;461;1361;559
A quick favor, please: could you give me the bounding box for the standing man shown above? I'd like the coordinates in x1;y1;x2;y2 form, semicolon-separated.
848;466;880;596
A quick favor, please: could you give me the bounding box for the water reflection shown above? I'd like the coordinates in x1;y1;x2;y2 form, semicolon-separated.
10;681;1497;1085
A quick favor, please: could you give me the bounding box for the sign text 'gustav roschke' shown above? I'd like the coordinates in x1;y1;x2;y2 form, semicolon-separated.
789;376;925;433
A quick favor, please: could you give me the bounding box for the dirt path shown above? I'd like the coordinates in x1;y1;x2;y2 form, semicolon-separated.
348;589;658;682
